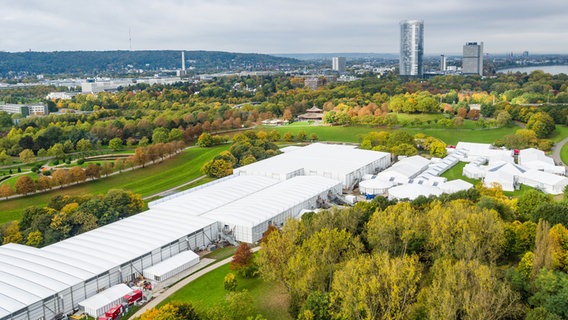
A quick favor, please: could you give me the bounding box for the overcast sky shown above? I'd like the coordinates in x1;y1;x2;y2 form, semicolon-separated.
2;0;567;55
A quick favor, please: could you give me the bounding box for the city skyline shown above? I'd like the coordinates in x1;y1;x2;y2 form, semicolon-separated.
1;0;567;54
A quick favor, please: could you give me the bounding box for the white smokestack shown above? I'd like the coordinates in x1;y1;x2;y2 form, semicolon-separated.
181;51;186;71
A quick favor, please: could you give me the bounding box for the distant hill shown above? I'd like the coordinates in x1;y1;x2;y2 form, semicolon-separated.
272;53;398;60
0;50;301;77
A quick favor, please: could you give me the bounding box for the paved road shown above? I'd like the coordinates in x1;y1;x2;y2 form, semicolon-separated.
130;247;260;318
552;136;568;168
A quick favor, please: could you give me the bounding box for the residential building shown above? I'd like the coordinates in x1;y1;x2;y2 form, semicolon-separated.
440;54;447;71
462;42;484;76
399;19;424;77
0;103;49;117
332;57;346;73
304;77;325;90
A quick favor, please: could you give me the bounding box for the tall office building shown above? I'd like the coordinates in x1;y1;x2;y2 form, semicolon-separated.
399;20;424;77
332;57;346;73
440;54;447;72
462;42;484;76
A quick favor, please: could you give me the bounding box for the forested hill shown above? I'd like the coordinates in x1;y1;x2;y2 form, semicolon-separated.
0;50;300;76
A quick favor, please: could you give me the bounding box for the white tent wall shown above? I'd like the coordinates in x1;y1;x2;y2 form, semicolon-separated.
78;284;132;318
143;251;200;282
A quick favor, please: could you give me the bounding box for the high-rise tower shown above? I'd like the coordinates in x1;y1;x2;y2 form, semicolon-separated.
399;20;424;77
332;57;346;73
462;42;483;76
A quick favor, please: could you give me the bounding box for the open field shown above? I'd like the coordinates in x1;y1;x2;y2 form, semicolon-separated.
263;122;520;145
0;145;228;224
159;263;291;320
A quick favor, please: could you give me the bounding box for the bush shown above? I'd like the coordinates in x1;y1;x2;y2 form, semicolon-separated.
77;159;85;165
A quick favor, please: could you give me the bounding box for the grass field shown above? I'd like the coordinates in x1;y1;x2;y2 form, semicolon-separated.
0;145;228;224
263;122;519;145
440;162;478;185
160;263;291;320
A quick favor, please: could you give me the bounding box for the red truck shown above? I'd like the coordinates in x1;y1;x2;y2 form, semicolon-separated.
123;289;143;305
98;304;123;320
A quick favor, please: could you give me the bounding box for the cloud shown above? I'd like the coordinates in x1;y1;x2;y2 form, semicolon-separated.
0;0;567;54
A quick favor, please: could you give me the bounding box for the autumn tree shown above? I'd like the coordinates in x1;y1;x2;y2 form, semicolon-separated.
224;272;238;291
0;184;14;199
19;149;35;163
52;169;71;188
331;252;422;320
69;166;86;184
420;258;521;320
231;242;257;277
15;175;36;195
2;221;23;244
85;163;101;180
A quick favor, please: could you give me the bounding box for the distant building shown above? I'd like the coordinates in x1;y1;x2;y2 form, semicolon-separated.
400;20;424;77
0;103;48;117
304;77;325;90
462;42;484;76
440;54;447;71
46;92;77;100
298;106;324;122
332;57;346;73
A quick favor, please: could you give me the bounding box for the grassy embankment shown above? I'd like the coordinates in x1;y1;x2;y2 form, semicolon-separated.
159;263;291;320
0;145;228;225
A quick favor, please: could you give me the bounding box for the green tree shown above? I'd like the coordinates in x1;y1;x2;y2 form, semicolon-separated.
19;149;35;163
2;221;23;244
152;127;169;144
108;137;123;151
529;269;568;318
224;272;238;291
331;252;422;320
201;159;233;178
196;132;214;147
76;138;93;155
48;143;65;160
527;111;556;138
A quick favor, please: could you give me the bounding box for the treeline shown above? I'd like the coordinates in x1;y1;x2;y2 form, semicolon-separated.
199;131;281;178
0;140;184;197
0;189;143;247
360;130;447;157
256;185;568;319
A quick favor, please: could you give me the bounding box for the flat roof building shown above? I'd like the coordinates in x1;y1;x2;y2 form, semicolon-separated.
400;20;424;77
463;42;484;76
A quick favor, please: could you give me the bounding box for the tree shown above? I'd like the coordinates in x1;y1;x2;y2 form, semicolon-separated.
132;147;149;168
37;175;52;191
85;163;101;180
527;111;556;138
108;137;123;151
533;220;553;276
496;110;512;127
201;159;233;178
224;272;238;291
196;132;214;147
48;143;65;160
15;175;36;195
2;221;23;244
19;149;35;163
331;252;422;320
420;258;521;320
76;138;93;155
152;127;169;144
52;169;71;188
0;150;11;165
517;189;552;220
529;269;568;319
231;243;257;277
297;130;307;141
429;140;447;157
283;132;294;142
0;184;14;199
101;162;113;176
26;230;43;247
69;166;86;184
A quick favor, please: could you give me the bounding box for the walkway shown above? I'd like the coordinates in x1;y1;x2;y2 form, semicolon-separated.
131;247;260;318
552;136;568;169
143;175;207;200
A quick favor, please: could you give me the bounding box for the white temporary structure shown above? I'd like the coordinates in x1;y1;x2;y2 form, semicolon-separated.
376;155;430;182
483;162;526;191
204;176;343;243
143;250;200;282
359;179;394;195
518;148;565;175
463;163;486;179
78;284;132;318
388;184;443;200
234;143;391;187
439;179;473;193
519;170;568;195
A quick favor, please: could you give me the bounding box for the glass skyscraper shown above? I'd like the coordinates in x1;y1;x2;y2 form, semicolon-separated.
399;20;424;77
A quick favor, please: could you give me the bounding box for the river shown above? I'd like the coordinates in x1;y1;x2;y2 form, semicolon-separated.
498;65;568;75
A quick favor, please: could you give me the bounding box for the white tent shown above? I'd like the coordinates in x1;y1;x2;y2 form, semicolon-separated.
463;163;485;179
79;284;132;318
483;162;526;191
519;170;568;194
143;250;199;282
388;184;443;200
440;179;473;193
359;179;393;195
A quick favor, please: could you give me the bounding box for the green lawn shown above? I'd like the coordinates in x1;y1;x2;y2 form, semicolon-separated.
264;123;519;145
549;125;568;142
0;145;228;224
440;162;478;185
160;263;291;320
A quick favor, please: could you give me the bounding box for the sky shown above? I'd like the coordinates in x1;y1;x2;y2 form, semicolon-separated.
2;0;568;55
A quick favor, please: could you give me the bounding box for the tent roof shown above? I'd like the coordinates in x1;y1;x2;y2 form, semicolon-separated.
522;169;568;185
78;284;132;317
388;184;443;200
143;250;199;278
205;175;342;227
440;179;473;192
